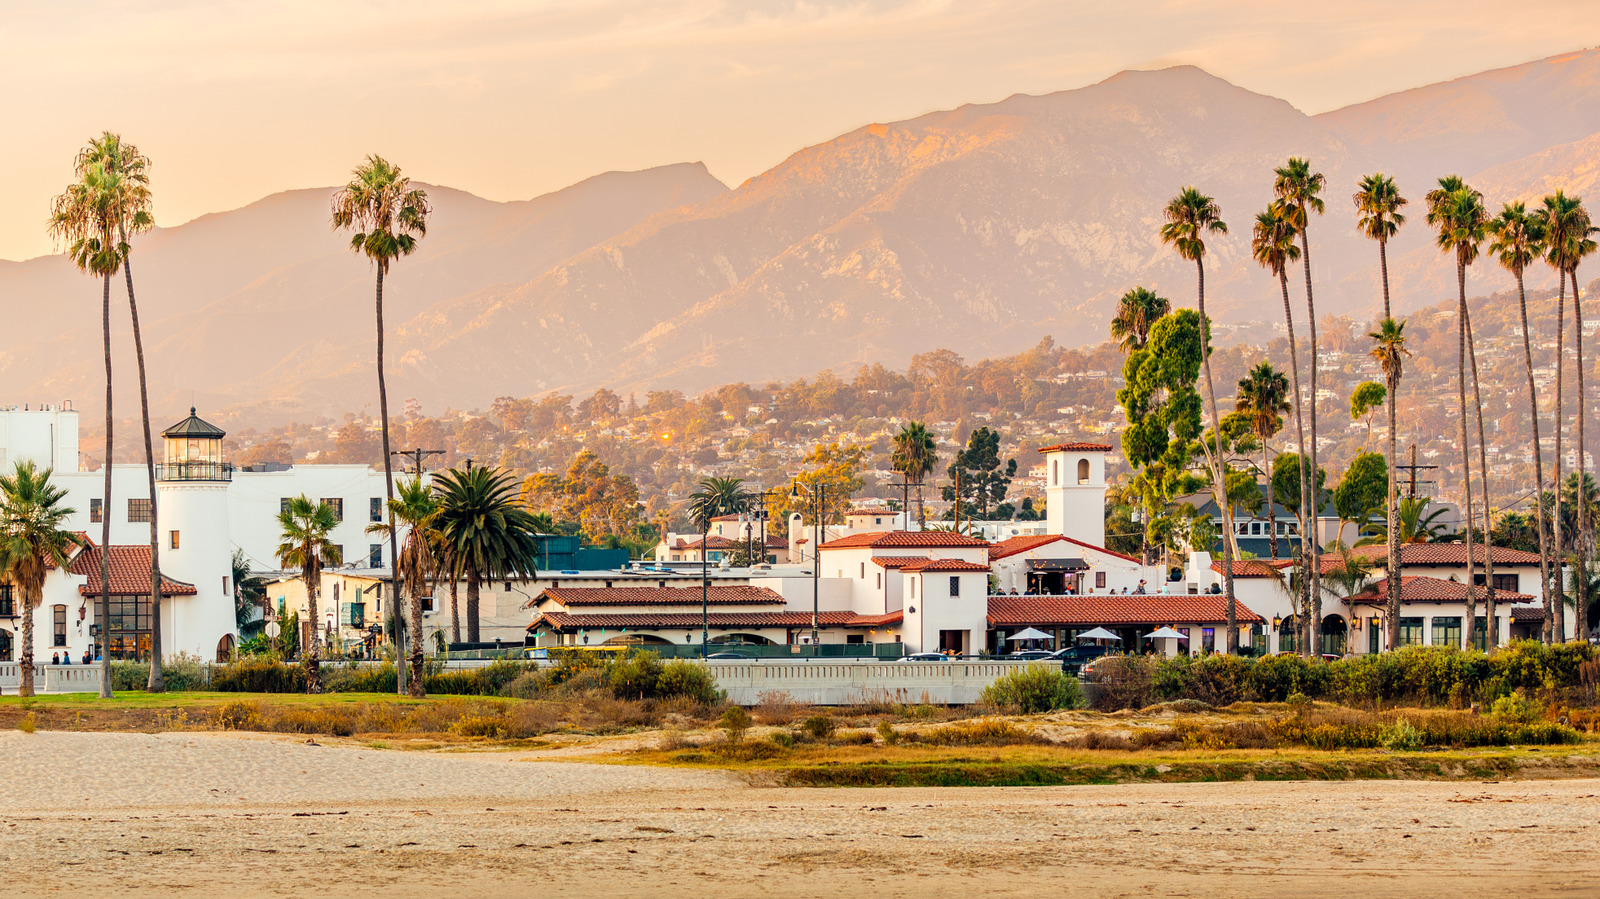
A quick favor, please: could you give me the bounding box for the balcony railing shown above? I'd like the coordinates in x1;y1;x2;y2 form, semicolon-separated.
155;461;234;482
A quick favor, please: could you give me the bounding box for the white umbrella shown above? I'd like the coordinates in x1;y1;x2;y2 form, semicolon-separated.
1077;627;1123;641
1142;627;1189;641
1007;627;1054;641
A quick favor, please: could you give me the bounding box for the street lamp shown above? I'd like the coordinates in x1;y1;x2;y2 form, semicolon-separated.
791;480;826;649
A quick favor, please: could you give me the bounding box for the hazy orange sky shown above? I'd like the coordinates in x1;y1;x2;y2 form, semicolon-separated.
4;0;1596;261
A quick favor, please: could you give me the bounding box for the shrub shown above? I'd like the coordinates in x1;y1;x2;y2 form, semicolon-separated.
981;664;1084;713
833;731;875;746
769;730;795;749
655;661;722;705
1090;656;1154;711
17;713;36;734
720;706;752;743
450;715;510;738
609;652;666;700
1490;691;1543;725
110;662;150;692
212;657;306;693
876;720;899;745
214;700;262;730
160;652;210;691
1083;730;1133;750
325;663;397;693
799;714;836;739
1187;654;1251;706
1380;718;1424;751
905;718;1041;747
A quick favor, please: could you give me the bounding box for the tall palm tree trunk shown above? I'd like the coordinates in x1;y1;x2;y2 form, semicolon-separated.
1385;366;1401;651
304;564;321;693
1456;260;1479;650
1195;259;1238;652
1554;271;1567;642
449;572;461;645
466;568;482;645
121;250;164;691
1379;238;1392;319
1573;267;1590;642
1464;302;1497;650
1515;271;1554;644
1264;440;1277;561
1278;268;1312;653
374;267;418;694
18;584;38;698
1302;230;1323;656
97;271;114;699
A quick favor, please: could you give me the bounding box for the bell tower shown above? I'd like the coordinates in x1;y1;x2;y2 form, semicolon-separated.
156;408;237;659
1039;440;1110;547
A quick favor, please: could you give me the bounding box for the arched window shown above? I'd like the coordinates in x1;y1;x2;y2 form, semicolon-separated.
216;634;236;663
1077;459;1090;484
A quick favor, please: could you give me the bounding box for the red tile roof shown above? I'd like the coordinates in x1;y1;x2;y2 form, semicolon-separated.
900;559;992;573
70;545;197;597
988;534;1141;564
872;556;928;569
986;594;1264;627
1511;607;1546;621
1037;441;1114;453
1336;543;1543;567
1212;560;1294;578
671;534;740;550
818;530;988;550
1347;575;1534;605
528;610;901;632
531;586;787;609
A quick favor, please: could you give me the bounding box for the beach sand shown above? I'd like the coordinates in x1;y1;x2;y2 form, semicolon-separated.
2;730;1597;897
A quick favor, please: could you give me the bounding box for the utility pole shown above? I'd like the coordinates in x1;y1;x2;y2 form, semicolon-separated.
387;447;443;694
790;481;825;649
1394;443;1438;500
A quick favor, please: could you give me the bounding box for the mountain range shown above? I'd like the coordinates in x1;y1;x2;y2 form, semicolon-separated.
6;48;1600;427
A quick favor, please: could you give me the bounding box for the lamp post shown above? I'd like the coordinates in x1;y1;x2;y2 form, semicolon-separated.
790;481;826;648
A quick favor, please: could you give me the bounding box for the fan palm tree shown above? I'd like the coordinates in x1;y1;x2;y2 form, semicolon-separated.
1431;180;1496;649
431;466;541;644
1160;187;1239;651
1353;173;1408;318
1252;202;1314;630
48;160;128;698
74;133;167;689
1489;201;1554;641
1274;158;1327;655
688;476;753;654
1235;362;1290;560
891;422;938;526
1355;496;1452;547
1541;191;1583;642
0;462;82;697
276;496;341;693
1109;286;1171;354
230;550;267;641
369;477;439;696
331;155;430;689
1368;318;1410;649
1548;198;1598;640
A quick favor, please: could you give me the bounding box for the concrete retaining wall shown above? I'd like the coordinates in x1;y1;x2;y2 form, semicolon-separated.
705;659;1035;705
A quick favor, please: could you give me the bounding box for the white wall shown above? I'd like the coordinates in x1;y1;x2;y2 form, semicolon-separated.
1043;448;1107;546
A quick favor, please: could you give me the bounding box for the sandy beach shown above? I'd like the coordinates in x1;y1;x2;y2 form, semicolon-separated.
2;730;1598;897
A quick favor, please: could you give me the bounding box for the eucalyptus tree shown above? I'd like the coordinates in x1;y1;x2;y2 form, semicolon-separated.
1488;202;1553;640
276;496;342;693
1235;362;1290;560
331;155;431;679
1368;318;1410;648
0;463;81;697
1274;158;1327;653
1160;188;1239;651
1353;173;1407;318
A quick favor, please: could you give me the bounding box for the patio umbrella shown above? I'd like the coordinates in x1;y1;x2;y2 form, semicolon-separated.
1077;627;1123;641
1007;627;1054;641
1142;627;1189;641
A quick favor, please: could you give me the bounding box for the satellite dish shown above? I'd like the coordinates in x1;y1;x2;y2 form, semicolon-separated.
264;620;282;639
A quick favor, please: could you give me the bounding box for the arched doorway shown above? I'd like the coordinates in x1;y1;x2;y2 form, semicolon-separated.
1320;615;1347;657
215;634;236;662
1279;615;1298;654
0;628;11;662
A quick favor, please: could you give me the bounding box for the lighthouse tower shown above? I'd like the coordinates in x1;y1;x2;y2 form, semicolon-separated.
1039;440;1112;547
156;408;238;660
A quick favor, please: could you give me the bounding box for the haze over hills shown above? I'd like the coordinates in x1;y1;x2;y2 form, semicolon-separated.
6;49;1600;428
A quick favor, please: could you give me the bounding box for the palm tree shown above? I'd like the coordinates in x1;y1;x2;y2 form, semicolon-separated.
230;550;267;641
891;422;938;527
1353;173;1408;318
1355;496;1452;547
1541;191;1582;642
275;496;341;693
1161;187;1238;651
331;155;431;690
1109;286;1171;354
688;476;753;654
0;463;82;697
1275;158;1328;656
73;133;167;690
1547;197;1598;641
1252;202;1314;637
1368;318;1410;649
1431;180;1496;649
431;466;541;645
1235;362;1290;560
48;160;127;698
370;477;439;696
1489;201;1554;641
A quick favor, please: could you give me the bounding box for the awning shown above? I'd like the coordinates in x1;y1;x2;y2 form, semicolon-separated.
1027;558;1088;572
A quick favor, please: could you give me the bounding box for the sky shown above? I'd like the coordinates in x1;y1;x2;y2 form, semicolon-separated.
3;0;1597;261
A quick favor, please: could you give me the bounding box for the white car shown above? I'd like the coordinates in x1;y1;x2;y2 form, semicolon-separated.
899;652;953;662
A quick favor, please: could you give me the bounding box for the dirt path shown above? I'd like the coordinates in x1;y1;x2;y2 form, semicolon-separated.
2;731;1597;897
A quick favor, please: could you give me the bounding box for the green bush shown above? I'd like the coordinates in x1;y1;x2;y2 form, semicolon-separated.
610;652;666;700
982;664;1084;714
325;662;397;693
769;730;795;748
799;714;836;739
876;720;899;745
603;653;722;705
655;660;722;705
1380;718;1424;751
212;657;307;693
1490;691;1543;725
110;662;149;692
720;706;752;743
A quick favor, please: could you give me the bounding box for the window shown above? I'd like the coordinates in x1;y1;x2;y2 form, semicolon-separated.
1279;616;1297;654
1077;458;1090;484
128;499;152;523
322;498;344;523
170;531;180;550
1473;616;1489;651
860;562;865;579
0;584;13;617
1095;571;1107;589
370;497;383;523
1201;627;1216;653
1399;617;1425;646
1051;460;1059;485
90;498;102;523
1431;616;1462;648
368;544;382;568
949;576;960;597
876;573;882;589
1492;574;1518;594
53;605;68;647
280;498;291;517
330;546;343;567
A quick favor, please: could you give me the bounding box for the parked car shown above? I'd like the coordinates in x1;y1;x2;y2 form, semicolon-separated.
1049;644;1113;674
1007;650;1056;661
899;652;953;662
705;651;751;660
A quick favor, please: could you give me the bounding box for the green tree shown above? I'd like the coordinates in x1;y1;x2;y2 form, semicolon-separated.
275;496;342;693
1118;309;1209;566
520;451;642;541
1332;452;1388;544
776;443;867;526
1236;361;1290;559
1355;496;1451;548
1109;286;1170;354
1349;381;1386;445
1353;173;1407;318
331;155;430;691
0;463;82;697
1489;200;1553;641
231;550;267;640
432;466;541;644
941;427;1017;520
370;478;439;694
688;477;753;651
1369;317;1410;648
890;421;938;526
